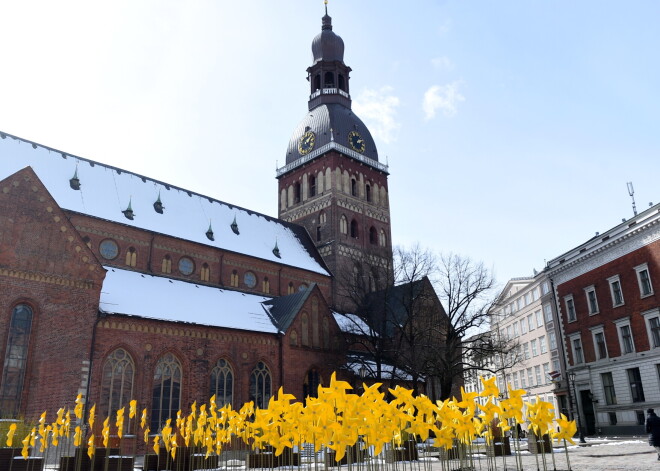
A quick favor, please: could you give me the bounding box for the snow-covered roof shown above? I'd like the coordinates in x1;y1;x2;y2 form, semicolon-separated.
99;267;278;333
0;132;329;275
333;312;375;335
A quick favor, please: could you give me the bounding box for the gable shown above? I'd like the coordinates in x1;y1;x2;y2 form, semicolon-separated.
0;167;104;286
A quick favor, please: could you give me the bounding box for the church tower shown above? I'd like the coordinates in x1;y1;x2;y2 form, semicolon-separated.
277;7;393;311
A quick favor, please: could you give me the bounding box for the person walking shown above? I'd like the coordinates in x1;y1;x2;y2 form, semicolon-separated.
646;408;660;460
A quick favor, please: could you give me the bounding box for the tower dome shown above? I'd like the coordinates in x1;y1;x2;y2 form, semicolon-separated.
311;12;345;63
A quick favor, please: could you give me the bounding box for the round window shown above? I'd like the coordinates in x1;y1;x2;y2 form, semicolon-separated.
178;257;194;275
244;271;257;288
99;239;119;260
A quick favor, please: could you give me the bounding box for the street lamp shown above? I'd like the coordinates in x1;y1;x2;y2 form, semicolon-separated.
568;371;587;444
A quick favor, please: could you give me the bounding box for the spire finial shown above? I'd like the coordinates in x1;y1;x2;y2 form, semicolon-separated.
322;0;332;30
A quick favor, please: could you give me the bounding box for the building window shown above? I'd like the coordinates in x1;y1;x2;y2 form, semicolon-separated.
608;275;625;307
319;211;327;225
287;282;295;294
0;304;33;416
635;264;654;297
527;368;534;387
350;219;358;238
608;412;617;425
523;342;530;360
322;317;330;348
535;365;542;385
520;319;527;335
316;226;321;242
244;271;257;289
309;175;316;197
602;372;617;405
527;314;535;331
520;370;527;388
365;184;371;202
379;229;387;247
572;337;584;364
513;322;519;336
531;339;538;357
340;215;348;235
351;178;357;197
637;410;646;425
125;247;137;267
263;277;270;294
593;330;608;359
100;348;135;421
293;182;301;204
150;353;182;430
161;255;172;274
539;336;547;354
535;309;544;327
369;226;377;245
627;367;645;402
200;263;210;282
565;296;577;322
543;363;550;384
543;304;553;323
210;359;233;407
249;362;272;409
178;257;194;276
615;319;635;354
643;309;660;348
303;369;322;399
290;329;298;346
584;286;599;315
301;312;309;346
100;239;119;260
549;331;557;350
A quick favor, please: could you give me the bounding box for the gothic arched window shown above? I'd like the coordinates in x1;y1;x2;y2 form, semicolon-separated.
309;175;316;197
340;215;348;235
210;359;233;407
150;353;182;430
100;348;135;420
249;362;272;409
303;369;322;399
369;226;378;245
351;178;357;197
0;304;33;416
301;312;309;347
350;219;359;238
125;247;137;267
161;255;172;274
379;229;387;247
201;263;210;282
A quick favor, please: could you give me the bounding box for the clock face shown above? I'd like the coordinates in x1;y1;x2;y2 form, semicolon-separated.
298;131;316;155
348;131;365;153
244;271;257;288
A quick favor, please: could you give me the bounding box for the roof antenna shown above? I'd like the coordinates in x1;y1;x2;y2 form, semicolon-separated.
627;182;637;216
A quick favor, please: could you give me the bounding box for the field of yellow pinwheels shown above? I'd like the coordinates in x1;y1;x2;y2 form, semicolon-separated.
2;374;577;471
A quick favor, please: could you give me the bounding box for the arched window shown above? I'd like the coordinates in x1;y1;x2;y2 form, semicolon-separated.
287;282;295;295
262;277;270;294
293;182;301;204
351;178;357;197
338;74;346;91
311;297;320;348
249;362;272;409
379;229;387;247
365;184;371;202
83;236;92;249
319;211;327;225
161;255;172;274
322;318;330;349
290;330;298;346
210;359;233;407
201;263;210;282
0;304;33;415
340;215;348;235
314;74;321;91
230;270;239;287
324;71;335;88
100;348;135;421
125;247;137;267
303;369;322;399
369;226;378;245
301;312;309;346
350;219;359;238
150;353;182;431
309;175;316;197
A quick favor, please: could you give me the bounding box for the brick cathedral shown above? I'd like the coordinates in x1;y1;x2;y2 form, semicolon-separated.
0;8;433;429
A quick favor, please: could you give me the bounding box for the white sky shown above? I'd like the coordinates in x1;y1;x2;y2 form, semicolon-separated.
1;1;658;286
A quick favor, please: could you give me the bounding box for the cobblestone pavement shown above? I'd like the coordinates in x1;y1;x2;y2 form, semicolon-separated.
460;438;658;471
